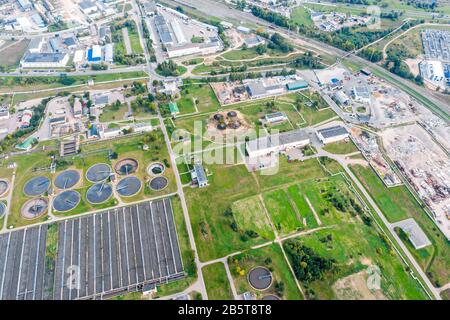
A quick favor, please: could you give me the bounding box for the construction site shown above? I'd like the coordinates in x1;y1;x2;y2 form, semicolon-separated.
349;127;402;187
382;124;450;240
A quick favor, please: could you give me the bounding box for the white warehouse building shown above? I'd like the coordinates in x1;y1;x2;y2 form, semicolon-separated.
246;129;310;158
21;53;69;68
316;125;349;144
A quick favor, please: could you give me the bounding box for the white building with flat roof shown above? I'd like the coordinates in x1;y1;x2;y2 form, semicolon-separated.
316;125;349;144
246;129;310;158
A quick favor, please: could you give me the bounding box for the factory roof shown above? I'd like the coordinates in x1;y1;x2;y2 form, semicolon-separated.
247;129;309;153
247;82;266;97
317;126;348;139
23;52;67;63
392;218;432;249
193;164;207;185
265;112;286;120
63;37;77;47
79;0;96;9
94;95;109;105
154;15;173;44
28;36;43;51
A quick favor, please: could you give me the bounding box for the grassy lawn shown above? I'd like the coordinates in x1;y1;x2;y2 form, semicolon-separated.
287;184;319;229
128;22;144;55
99;103;129;122
221;46;288;61
256;157;327;190
350;164;450;287
179;83;220;113
176;96;197;115
0;71;147;92
263;189;303;235
203;262;233;300
228;244;303;300
232;195;275;241
291;7;313;27
322;140;359;155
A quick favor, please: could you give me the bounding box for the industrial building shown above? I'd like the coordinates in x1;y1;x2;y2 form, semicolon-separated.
419;60;448;90
87;45;102;62
191;163;208;188
316;125;349;144
17;0;33;12
155;14;174;45
352;86;371;103
27;36;44;53
79;0;98;15
104;43;114;63
21;52;69;68
143;1;157;16
392;218;432;250
264;112;288;124
244;35;265;48
246;129;310;158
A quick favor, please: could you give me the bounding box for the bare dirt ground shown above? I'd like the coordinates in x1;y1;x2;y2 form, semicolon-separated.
404;58;421;77
332;270;387;300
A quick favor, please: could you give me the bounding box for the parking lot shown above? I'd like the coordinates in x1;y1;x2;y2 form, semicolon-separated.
0;198;184;300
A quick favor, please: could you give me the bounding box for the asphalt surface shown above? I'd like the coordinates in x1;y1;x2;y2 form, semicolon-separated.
0;199;184;300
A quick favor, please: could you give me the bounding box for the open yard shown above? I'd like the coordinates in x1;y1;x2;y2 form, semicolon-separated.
179;83;220;113
323;140;359;155
202;262;233;300
263;189;303;235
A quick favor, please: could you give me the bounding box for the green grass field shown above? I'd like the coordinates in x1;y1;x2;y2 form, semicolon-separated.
263;189;303;235
99;103;129;122
203;262;233;300
323;140;359;155
291;7;313;27
179;83;220;113
128;23;144;54
287;184;319;229
231;195;275;241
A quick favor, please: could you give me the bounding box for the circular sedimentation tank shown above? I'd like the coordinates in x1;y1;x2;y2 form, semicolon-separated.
116;176;142;197
86;183;113;204
149;176;168;191
54;170;80;189
261;295;280;300
21;198;48;220
248;267;273;291
114;158;138;176
147;162;165;176
0;179;9;197
23;176;51;197
86;163;112;183
53;190;81;212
